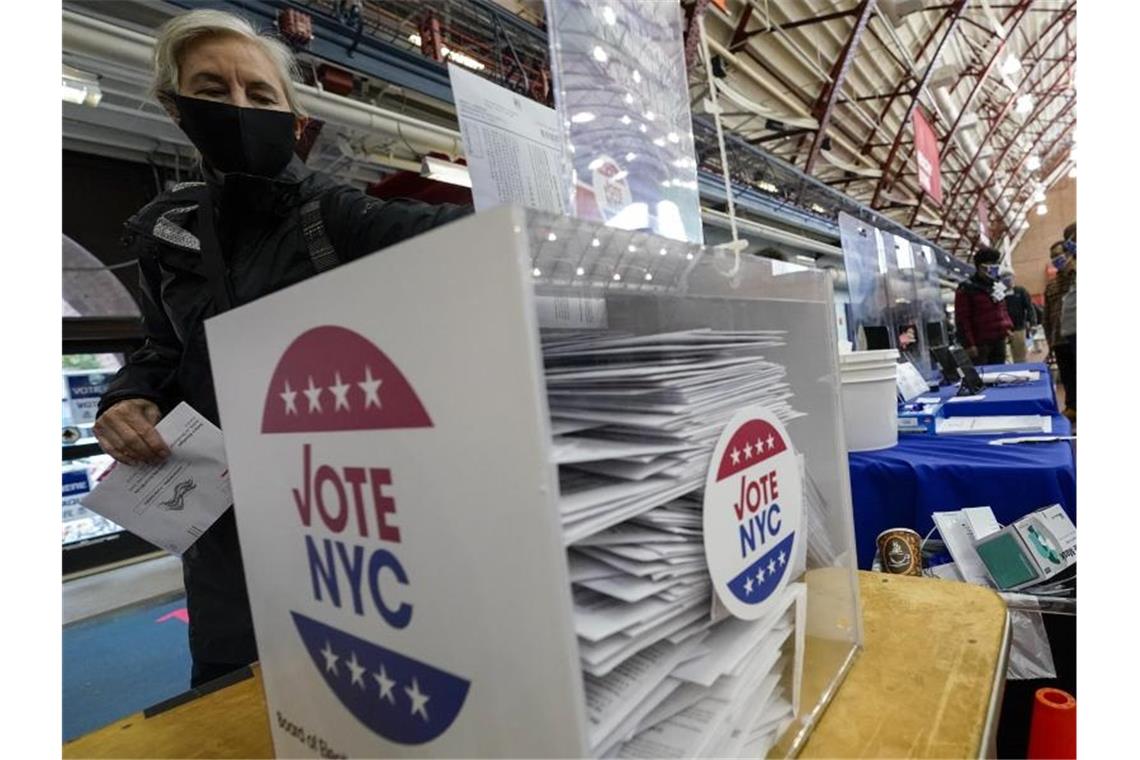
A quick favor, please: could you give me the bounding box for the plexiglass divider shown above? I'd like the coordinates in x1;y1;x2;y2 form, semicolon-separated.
206;206;861;759
527;209;861;756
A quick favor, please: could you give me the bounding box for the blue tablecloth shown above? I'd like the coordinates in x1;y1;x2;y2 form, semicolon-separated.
936;362;1057;417
848;414;1075;569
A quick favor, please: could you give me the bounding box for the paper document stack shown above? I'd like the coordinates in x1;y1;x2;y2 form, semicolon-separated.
544;329;804;544
543;329;805;757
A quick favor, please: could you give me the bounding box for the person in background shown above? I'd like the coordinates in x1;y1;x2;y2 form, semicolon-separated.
1049;224;1077;420
954;246;1013;365
1001;269;1036;363
92;9;469;687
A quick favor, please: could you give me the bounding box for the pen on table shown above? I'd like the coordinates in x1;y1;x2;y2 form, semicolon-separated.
990;436;1076;446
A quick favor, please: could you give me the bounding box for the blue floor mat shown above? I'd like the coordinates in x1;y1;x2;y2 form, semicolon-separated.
63;593;192;741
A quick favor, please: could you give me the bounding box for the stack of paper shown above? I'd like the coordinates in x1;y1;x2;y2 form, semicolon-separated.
543;329;804;544
543;328;806;757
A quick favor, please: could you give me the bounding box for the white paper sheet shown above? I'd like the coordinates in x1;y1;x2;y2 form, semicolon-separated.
448;63;565;214
80;403;231;555
935;415;1052;435
980;369;1040;384
584;637;704;747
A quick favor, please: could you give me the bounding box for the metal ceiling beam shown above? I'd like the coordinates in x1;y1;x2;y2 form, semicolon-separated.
941;0;1036;149
933;43;1075;242
950;94;1073;246
727;4;754;50
860;8;954;156
933;31;1075;225
865;22;913;81
729;6;857;51
736;50;865;155
996;132;1074;241
804;0;876;175
901;0;1032;224
982;104;1076;234
869;0;968;208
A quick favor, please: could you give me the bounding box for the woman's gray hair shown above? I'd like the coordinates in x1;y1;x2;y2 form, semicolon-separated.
151;8;307;116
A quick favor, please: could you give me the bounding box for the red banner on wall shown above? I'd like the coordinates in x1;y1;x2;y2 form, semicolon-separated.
913;108;943;206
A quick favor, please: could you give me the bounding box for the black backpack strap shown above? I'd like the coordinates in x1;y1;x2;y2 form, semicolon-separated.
187;185;234;313
300;198;340;273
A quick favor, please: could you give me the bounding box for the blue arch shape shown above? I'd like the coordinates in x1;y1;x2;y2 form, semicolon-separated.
291;612;471;745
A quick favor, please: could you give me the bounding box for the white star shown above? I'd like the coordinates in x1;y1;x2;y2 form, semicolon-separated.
756;566;765;583
743;442;754;459
744;577;754;595
778;550;787;566
303;376;323;413
768;559;777;576
329;372;351;412
730;447;741;465
374;666;396;704
346;651;366;688
755;437;765;453
359;366;383;410
406;678;430;722
280;381;298;415
766;434;776;450
320;641;339;675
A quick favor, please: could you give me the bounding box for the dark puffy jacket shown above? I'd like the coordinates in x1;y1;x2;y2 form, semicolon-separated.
98;157;469;424
954;274;1013;348
97;157;468;672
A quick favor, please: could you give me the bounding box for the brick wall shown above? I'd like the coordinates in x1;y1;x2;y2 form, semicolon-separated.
1009;175;1077;299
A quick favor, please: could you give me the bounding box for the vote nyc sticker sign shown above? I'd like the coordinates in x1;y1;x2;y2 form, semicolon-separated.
703;406;802;620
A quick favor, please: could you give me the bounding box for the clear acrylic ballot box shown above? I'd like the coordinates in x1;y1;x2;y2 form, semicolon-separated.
207;206;863;758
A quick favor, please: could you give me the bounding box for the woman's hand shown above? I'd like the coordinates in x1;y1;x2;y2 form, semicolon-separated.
93;399;171;466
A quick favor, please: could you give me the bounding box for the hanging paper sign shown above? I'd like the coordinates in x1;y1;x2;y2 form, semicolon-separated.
703;406;803;620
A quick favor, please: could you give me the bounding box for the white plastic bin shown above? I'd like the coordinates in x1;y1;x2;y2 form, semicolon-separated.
838;349;899;452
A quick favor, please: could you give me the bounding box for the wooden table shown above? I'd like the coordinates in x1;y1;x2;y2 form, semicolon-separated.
64;572;1008;759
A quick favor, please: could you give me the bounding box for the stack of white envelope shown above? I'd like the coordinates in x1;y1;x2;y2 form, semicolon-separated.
543;329;804;544
542;329;805;757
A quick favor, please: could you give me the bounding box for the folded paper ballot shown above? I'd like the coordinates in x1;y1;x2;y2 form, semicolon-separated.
543;329;807;756
80;403;231;555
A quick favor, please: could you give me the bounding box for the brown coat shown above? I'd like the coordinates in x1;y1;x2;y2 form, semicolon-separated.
1044;267;1076;346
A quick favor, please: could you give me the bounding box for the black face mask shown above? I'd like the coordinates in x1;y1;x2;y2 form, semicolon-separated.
174;95;297;177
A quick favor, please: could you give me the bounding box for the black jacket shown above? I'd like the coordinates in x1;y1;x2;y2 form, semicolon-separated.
99;158;469;424
1004;284;1036;330
97;158;468;672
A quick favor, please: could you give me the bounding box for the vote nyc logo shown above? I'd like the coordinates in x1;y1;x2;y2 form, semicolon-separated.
703;407;802;620
261;325;469;745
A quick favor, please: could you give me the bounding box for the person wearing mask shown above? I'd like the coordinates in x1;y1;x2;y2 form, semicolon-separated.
954;247;1013;365
1047;224;1077;419
1001;269;1036;364
92;9;469;687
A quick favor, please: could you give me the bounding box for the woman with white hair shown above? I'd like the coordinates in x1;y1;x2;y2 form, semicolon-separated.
92;9;468;686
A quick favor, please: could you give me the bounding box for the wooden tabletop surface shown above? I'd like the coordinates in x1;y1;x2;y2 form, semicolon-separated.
64;571;1007;759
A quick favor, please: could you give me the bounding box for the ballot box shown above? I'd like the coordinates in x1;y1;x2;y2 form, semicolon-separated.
207;207;863;758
